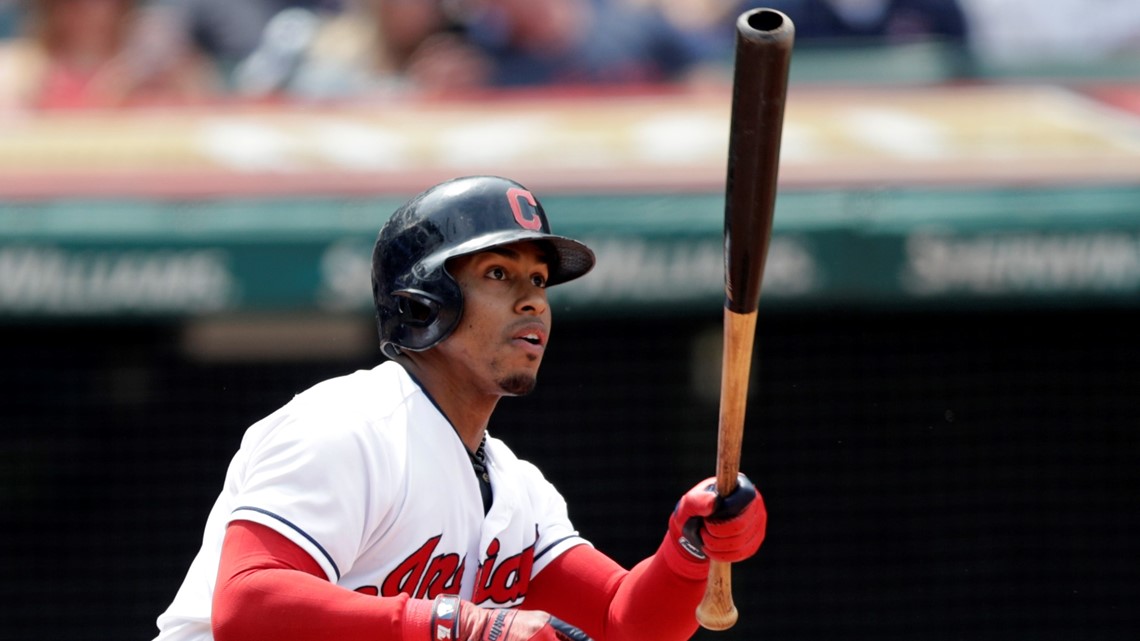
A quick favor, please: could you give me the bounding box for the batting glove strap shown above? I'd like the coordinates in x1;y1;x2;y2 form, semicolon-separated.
665;476;715;561
657;532;711;581
404;595;460;641
431;595;462;641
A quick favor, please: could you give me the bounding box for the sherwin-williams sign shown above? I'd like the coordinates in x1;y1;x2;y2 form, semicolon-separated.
3;187;1139;317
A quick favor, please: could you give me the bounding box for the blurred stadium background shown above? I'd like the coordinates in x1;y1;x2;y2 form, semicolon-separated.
2;1;1139;639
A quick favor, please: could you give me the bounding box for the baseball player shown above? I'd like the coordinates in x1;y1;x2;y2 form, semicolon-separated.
153;175;767;641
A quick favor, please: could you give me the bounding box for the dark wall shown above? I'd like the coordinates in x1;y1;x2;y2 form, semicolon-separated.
2;307;1137;640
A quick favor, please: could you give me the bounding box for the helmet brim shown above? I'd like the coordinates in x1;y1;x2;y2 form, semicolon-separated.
419;230;595;287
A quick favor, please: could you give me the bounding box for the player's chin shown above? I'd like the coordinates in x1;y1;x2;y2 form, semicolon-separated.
497;372;538;396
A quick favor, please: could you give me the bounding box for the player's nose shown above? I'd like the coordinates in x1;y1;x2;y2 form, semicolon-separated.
515;284;548;316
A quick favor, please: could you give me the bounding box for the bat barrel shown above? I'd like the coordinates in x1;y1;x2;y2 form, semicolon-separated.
723;9;794;315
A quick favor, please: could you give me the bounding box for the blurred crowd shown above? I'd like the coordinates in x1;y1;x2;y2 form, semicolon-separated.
0;0;1136;111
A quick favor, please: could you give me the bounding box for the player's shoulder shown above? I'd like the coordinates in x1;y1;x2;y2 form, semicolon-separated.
291;361;415;416
237;362;421;472
256;361;420;444
484;435;548;481
484;435;571;512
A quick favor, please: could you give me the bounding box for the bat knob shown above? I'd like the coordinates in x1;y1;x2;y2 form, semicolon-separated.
695;560;739;630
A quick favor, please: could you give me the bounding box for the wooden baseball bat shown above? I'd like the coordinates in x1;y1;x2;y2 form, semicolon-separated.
695;8;794;632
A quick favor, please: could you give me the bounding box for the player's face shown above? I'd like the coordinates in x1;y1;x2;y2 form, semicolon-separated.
440;241;553;397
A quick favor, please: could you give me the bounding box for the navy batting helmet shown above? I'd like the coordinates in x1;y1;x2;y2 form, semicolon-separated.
371;176;595;358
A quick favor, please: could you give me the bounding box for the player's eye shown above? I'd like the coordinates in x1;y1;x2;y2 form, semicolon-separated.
486;266;507;281
531;273;547;288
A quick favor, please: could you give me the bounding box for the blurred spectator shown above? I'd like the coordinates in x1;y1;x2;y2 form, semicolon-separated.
0;0;21;38
228;0;475;99
137;0;345;75
760;0;969;45
452;0;726;88
243;0;731;100
625;0;746;60
24;0;783;104
957;0;1140;66
0;0;221;110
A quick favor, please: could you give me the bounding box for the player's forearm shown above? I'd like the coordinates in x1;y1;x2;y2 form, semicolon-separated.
600;537;706;641
213;566;408;641
212;520;409;641
523;541;705;641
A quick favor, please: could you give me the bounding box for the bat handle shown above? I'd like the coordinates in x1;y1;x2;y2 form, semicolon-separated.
695;309;757;630
696;560;738;630
698;446;743;631
697;462;742;630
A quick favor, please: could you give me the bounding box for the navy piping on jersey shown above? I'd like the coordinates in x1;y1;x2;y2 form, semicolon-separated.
403;368;448;419
535;534;581;562
233;506;342;581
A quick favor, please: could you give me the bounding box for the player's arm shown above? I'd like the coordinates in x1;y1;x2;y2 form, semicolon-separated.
211;520;405;641
522;475;766;641
212;520;592;641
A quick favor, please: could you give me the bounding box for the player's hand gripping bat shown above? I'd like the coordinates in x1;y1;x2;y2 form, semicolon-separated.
695;8;794;632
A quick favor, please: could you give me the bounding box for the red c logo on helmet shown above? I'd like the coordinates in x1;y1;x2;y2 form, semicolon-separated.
507;188;542;230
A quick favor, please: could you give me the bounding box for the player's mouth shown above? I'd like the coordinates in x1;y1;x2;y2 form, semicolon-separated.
510;323;547;356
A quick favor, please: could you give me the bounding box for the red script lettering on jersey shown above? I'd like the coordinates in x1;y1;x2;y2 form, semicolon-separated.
472;537;535;605
355;534;537;605
371;536;464;599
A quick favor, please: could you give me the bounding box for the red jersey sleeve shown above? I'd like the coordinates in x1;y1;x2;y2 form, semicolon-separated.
522;538;707;641
212;520;409;641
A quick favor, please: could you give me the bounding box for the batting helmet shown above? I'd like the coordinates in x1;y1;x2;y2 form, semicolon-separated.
371;175;595;358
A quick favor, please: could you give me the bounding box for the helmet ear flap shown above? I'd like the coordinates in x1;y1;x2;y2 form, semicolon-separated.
384;287;462;354
394;290;440;327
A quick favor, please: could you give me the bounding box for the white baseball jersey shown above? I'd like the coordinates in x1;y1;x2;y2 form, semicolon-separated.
154;361;589;641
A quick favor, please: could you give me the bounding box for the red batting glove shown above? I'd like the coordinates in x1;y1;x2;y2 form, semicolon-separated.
404;594;592;641
666;473;767;568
